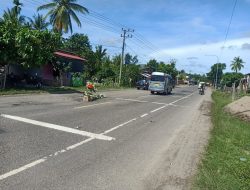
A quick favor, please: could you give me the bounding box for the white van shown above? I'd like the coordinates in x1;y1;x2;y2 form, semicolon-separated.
149;72;174;95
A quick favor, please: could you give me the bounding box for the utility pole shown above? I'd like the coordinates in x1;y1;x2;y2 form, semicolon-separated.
205;54;219;89
119;28;134;86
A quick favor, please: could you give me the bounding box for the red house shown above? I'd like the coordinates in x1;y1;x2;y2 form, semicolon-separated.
6;50;86;87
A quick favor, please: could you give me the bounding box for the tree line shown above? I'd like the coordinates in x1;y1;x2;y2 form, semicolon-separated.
0;0;189;88
2;0;242;89
207;56;246;88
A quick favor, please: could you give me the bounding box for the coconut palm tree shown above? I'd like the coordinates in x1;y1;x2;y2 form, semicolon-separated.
231;56;244;73
1;0;25;25
1;8;25;25
27;14;50;30
13;0;23;15
37;0;89;34
95;45;107;61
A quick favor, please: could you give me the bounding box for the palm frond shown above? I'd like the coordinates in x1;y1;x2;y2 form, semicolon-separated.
69;10;81;27
69;3;89;14
37;3;56;11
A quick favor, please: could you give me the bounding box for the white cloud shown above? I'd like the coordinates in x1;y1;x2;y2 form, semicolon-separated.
150;37;250;74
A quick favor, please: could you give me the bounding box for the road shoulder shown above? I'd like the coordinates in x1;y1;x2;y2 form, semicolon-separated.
144;89;212;190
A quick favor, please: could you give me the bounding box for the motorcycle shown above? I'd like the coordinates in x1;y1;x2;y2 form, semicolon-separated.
199;87;205;95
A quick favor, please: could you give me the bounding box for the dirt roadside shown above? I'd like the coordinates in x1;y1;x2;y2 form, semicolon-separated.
144;89;212;190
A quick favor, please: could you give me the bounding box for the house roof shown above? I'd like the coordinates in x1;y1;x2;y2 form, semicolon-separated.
54;51;86;61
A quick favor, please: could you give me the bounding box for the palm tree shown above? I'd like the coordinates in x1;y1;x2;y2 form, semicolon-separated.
13;0;23;15
2;8;25;25
95;45;107;61
37;0;89;34
94;45;107;69
1;0;25;25
231;56;244;73
27;14;50;30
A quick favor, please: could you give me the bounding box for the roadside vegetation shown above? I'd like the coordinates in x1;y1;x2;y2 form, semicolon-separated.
193;91;250;189
1;0;210;95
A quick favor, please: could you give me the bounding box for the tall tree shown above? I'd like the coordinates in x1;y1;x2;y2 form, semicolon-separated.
13;0;23;15
27;14;50;30
37;0;89;34
207;63;226;85
63;33;92;55
1;8;25;25
146;59;158;73
95;45;107;64
231;56;244;73
125;53;138;65
94;45;107;71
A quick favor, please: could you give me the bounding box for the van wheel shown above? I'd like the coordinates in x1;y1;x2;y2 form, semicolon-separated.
151;91;154;94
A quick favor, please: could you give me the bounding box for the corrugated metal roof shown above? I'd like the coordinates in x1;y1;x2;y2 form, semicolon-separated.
54;51;86;61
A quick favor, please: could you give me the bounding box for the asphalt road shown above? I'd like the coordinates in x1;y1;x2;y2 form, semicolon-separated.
0;85;209;190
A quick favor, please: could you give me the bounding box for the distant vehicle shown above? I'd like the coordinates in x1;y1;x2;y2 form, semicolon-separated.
198;82;205;89
149;72;174;95
136;79;149;90
189;80;197;85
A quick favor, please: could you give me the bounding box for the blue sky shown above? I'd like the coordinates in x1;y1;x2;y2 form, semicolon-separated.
1;0;250;74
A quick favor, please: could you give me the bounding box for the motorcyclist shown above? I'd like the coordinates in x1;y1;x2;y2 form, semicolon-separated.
198;82;205;95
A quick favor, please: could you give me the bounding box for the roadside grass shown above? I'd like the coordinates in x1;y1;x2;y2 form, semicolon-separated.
193;91;250;190
0;86;131;96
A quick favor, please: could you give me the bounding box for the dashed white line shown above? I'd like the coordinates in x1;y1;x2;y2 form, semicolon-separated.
74;102;112;109
116;98;167;105
140;113;149;118
102;118;137;134
0;158;47;181
66;137;94;150
0;90;195;181
0;114;114;141
116;98;148;103
151;102;167;105
150;106;167;113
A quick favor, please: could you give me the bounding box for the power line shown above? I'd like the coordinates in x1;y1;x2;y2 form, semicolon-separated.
38;0;161;53
220;0;238;58
21;0;161;59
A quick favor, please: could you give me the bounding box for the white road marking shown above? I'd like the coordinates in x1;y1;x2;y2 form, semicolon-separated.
0;158;47;181
116;98;167;105
140;113;149;118
102;118;137;134
66;137;94;150
74;102;112;109
169;103;191;108
0;114;114;141
0;90;196;181
150;106;167;113
170;95;183;98
151;101;167;105
116;98;148;103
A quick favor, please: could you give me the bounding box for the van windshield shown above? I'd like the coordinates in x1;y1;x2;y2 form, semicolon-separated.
151;75;165;82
